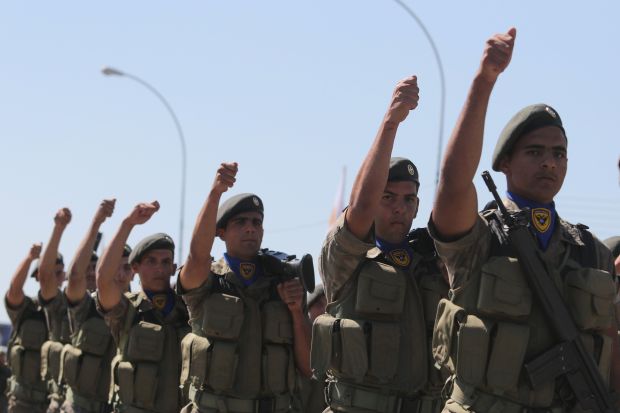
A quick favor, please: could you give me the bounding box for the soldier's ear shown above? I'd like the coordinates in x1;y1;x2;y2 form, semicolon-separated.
498;155;511;175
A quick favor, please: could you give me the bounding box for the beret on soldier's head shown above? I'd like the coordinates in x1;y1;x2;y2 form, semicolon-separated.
492;104;566;171
216;193;264;229
122;244;132;258
30;253;64;278
307;284;325;308
129;233;175;265
603;236;620;259
388;157;420;186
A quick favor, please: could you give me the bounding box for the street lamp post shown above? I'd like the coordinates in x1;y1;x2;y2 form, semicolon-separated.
102;66;187;264
392;0;446;192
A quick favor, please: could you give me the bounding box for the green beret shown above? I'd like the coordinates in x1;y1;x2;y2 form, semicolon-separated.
129;233;174;264
603;236;620;259
216;193;264;229
492;104;566;171
388;157;419;186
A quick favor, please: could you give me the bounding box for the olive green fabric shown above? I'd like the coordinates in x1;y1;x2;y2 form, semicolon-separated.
429;200;616;411
98;291;190;413
128;233;174;265
215;193;264;229
315;213;449;412
492;103;565;171
179;258;298;412
62;292;114;413
388;157;419;186
40;290;71;411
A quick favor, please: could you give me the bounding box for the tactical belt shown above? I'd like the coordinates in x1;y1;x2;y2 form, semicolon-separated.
72;392;112;413
7;379;48;404
190;386;291;413
326;381;434;413
450;379;564;413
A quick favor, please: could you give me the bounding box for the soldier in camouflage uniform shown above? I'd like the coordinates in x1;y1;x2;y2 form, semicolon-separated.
430;28;620;412
38;209;73;413
5;243;50;413
311;76;449;413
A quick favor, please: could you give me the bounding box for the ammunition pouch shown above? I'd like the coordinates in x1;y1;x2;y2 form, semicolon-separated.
9;345;42;385
564;268;615;331
201;293;244;339
125;321;164;362
60;344;106;398
477;256;532;320
355;261;406;318
311;313;405;385
262;301;295;394
112;355;159;410
40;340;64;383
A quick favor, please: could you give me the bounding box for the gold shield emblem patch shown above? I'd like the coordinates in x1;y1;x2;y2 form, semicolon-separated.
239;262;256;279
152;294;167;310
389;249;411;267
532;208;551;233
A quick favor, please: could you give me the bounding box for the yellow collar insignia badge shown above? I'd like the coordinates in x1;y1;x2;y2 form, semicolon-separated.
532;208;551;233
389;249;411;267
239;262;256;279
152;294;167;310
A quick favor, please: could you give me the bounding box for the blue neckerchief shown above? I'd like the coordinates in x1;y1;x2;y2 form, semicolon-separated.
224;253;263;286
375;237;414;269
506;191;556;250
143;288;175;317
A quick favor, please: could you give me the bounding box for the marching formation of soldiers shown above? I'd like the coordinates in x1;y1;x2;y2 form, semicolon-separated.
5;28;620;413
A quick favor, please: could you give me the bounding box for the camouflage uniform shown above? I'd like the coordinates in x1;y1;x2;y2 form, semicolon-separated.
430;200;617;413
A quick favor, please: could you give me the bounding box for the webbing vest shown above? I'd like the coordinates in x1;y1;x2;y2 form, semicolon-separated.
40;295;71;403
180;259;297;402
432;210;616;409
311;228;448;398
7;299;48;404
111;291;190;413
60;293;115;409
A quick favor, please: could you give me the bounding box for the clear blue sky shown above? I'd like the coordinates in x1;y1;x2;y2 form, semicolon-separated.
1;1;618;323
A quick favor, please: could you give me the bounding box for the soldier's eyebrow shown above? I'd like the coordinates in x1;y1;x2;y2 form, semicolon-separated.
384;190;418;197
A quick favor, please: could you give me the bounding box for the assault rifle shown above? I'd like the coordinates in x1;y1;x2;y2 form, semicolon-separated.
481;171;614;413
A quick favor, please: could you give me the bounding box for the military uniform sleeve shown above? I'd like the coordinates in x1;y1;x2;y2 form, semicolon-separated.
95;292;130;345
4;294;36;328
319;212;375;303
39;289;69;341
428;213;492;290
178;274;214;334
66;291;93;335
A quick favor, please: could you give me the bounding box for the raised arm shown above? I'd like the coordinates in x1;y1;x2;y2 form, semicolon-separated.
39;208;71;301
96;201;159;311
346;76;419;240
432;28;516;239
6;243;42;307
179;162;238;290
65;199;115;303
